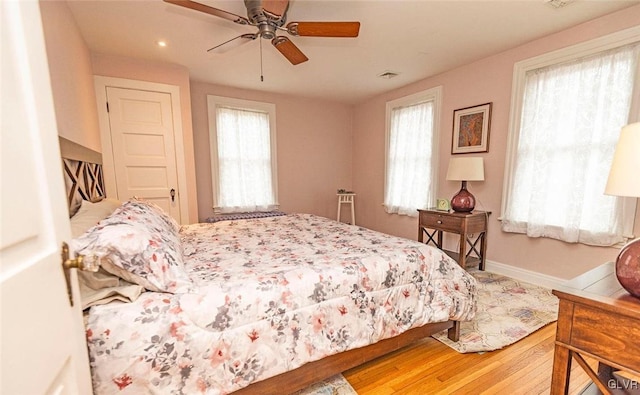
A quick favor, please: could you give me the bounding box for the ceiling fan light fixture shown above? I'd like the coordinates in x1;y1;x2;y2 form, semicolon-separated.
258;23;277;40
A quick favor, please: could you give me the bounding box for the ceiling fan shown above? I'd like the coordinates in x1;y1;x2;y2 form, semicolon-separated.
164;0;360;65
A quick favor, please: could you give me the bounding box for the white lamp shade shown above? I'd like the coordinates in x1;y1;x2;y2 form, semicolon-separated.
605;122;640;198
446;157;485;181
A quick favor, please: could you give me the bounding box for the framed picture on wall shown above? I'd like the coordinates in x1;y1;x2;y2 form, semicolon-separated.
452;102;492;154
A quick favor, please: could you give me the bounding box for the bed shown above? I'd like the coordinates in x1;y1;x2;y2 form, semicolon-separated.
60;137;477;394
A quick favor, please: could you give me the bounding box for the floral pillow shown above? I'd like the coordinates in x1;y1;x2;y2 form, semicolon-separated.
71;199;192;294
129;197;181;233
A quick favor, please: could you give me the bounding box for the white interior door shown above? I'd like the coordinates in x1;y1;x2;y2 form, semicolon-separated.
105;87;181;222
1;2;92;394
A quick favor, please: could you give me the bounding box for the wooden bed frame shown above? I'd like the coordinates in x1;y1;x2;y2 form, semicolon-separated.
59;136;462;394
236;320;459;394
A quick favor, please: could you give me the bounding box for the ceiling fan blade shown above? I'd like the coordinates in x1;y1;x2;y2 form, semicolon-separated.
271;36;308;65
163;0;250;25
286;22;360;37
262;0;289;19
208;33;258;53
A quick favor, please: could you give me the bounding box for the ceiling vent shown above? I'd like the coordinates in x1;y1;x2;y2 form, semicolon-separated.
378;71;399;79
545;0;574;9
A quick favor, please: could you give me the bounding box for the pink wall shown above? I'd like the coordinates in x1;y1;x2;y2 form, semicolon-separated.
38;3;199;224
91;54;199;223
40;0;639;280
39;1;101;152
352;6;640;280
190;81;353;222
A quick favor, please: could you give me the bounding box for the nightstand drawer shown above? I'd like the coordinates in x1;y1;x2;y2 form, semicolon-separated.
419;212;463;233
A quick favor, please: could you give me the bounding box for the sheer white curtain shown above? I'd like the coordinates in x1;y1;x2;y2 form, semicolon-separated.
384;101;436;216
215;106;276;213
502;42;640;245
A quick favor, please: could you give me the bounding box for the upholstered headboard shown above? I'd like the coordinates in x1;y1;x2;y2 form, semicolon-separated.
59;136;106;214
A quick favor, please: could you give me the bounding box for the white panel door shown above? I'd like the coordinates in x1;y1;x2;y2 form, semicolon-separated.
106;87;181;221
1;1;92;394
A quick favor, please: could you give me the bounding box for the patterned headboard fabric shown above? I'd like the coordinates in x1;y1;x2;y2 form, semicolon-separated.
59;137;106;212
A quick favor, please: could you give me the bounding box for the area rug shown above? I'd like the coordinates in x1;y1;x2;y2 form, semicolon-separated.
294;374;357;395
432;270;559;353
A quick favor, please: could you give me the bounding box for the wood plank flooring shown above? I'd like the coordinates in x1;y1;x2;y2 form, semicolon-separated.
343;322;596;394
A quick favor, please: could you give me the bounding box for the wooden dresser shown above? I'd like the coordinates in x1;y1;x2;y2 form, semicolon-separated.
551;281;640;394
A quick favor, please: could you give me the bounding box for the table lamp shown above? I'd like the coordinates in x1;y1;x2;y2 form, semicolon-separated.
446;157;484;212
605;122;640;299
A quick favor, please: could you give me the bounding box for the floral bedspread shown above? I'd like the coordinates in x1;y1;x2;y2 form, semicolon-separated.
86;214;477;394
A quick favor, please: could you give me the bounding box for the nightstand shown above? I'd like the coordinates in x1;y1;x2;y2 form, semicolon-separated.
417;208;490;270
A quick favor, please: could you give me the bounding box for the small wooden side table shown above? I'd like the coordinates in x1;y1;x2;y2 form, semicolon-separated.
551;285;640;394
337;193;355;225
417;209;490;270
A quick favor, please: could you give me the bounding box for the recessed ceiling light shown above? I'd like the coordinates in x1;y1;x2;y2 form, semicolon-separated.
157;40;167;47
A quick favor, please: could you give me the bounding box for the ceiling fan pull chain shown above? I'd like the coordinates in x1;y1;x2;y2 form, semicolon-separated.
260;37;264;82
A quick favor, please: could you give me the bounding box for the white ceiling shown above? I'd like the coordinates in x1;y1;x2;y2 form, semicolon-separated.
67;0;639;105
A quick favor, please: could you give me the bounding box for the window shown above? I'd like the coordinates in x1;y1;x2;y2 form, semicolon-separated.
501;30;640;246
384;87;442;216
207;95;278;213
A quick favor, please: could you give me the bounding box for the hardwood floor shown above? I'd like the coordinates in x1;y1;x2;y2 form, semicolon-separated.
343;322;596;394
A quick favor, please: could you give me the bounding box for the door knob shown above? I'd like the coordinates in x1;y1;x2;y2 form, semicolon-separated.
61;242;100;306
170;188;176;202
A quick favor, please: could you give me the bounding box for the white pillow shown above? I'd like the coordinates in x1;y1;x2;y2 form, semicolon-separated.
70;198;122;238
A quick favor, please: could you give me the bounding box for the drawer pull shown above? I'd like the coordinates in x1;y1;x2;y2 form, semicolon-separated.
437;220;442;224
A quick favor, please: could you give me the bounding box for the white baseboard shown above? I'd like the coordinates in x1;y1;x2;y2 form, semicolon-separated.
483;260;569;290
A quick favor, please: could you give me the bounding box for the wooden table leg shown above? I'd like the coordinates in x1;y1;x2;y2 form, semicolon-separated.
479;231;487;271
459;233;467;269
551;345;572;395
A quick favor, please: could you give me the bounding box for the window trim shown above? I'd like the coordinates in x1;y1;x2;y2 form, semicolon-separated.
207;95;279;212
500;25;640;241
383;86;443;215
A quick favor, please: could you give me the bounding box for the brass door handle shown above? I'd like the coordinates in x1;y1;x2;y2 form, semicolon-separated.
61;242;101;306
